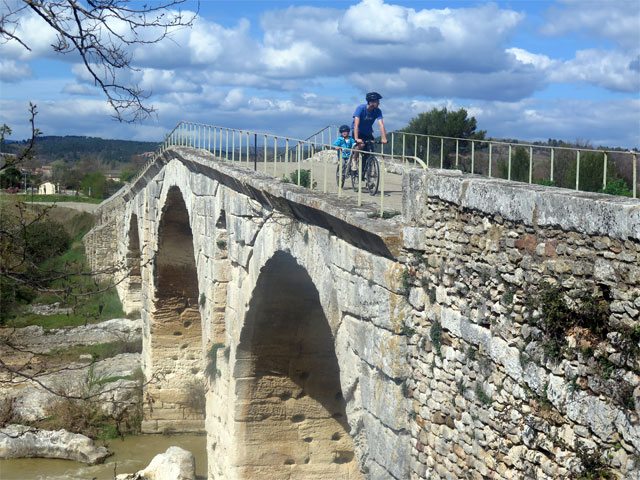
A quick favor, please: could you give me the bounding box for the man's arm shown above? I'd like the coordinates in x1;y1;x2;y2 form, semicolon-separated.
378;118;388;144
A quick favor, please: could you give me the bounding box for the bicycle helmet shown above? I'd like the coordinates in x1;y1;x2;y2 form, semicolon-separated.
365;92;382;102
339;125;350;133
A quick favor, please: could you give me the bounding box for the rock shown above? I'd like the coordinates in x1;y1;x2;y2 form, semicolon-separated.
116;446;195;480
7;353;141;422
0;424;110;464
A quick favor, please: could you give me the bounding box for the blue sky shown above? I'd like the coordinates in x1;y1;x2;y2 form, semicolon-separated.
1;0;639;148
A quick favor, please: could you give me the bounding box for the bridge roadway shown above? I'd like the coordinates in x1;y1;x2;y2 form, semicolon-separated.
215;155;407;213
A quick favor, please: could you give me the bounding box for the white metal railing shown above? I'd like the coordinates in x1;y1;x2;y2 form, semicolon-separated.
133;121;425;217
387;131;637;198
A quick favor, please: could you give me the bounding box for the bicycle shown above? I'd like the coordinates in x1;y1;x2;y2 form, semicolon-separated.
335;139;380;196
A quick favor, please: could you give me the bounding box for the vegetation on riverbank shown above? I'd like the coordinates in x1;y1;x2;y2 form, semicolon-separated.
1;197;124;327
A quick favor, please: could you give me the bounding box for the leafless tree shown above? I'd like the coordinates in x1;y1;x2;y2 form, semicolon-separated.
0;0;198;122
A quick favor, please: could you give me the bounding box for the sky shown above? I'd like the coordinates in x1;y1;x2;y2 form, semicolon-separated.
1;0;639;148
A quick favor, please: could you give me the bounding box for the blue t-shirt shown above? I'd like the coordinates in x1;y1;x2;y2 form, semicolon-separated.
351;104;383;137
333;136;356;159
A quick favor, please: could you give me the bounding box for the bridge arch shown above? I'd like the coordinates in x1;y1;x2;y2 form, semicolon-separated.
232;250;362;479
143;185;205;433
122;213;142;314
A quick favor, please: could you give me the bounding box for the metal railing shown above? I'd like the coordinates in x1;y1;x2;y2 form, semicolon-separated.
385;131;637;198
135;121;426;217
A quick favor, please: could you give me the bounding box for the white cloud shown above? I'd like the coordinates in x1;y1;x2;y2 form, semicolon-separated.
551;49;640;92
349;66;548;101
61;83;99;96
0;59;32;81
541;0;640;52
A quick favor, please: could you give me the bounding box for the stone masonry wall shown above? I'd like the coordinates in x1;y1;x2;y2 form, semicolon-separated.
401;169;640;479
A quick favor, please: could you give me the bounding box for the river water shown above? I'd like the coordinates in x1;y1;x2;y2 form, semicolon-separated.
0;434;207;479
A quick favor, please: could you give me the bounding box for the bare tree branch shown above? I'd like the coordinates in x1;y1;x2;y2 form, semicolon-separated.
1;0;198;122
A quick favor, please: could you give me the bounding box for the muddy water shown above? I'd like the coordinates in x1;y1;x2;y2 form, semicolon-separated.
0;434;207;479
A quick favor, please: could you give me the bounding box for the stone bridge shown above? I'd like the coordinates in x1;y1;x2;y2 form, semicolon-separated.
85;145;640;480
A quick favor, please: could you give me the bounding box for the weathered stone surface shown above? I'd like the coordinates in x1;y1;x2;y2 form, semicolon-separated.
0;425;110;464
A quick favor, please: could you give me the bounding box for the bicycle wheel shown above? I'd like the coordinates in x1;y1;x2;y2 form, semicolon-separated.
365;155;379;195
351;159;358;190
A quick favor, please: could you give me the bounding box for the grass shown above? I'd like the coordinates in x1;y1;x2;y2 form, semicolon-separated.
22;194;102;204
47;339;142;364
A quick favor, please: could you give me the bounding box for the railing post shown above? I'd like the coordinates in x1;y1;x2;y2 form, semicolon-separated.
471;141;475;174
402;134;406;166
380;155;385;218
253;133;257;170
440;138;444;168
213;127;217;156
550;148;554;183
323;142;327;193
310;143;315;189
488;143;492;177
357;152;362;206
232;130;236;162
633;153;637;198
208;126;211;152
297;143;301;186
246;132;250;164
576;150;580;190
508;145;512;181
264;135;268;174
603;152;608;190
529;146;533;184
391;132;395;162
414;135;418;159
455;139;459;169
338;148;343;198
273;137;278;177
285;138;289;177
426;136;430;168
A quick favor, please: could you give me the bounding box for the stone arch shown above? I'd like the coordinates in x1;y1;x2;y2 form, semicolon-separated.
143;185;205;433
233;251;362;479
122;213;142;314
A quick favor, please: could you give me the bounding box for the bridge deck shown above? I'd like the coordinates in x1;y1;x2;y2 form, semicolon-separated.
215;157;406;214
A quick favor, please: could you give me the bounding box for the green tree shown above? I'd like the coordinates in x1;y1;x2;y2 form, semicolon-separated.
403;107;486;168
0;166;23;188
498;146;529;182
119;169;136;182
81;172;108;199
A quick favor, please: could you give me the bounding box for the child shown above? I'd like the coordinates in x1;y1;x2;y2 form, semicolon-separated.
333;124;357;171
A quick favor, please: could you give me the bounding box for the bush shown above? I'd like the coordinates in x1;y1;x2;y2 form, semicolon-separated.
600;178;632;197
281;169;316;189
25;219;71;264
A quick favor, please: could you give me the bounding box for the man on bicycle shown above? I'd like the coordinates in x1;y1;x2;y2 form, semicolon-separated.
351;91;388;171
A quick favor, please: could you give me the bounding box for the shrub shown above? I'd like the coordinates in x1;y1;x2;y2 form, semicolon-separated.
600;178;632;197
282;169;316;189
25;219;71;265
206;343;225;378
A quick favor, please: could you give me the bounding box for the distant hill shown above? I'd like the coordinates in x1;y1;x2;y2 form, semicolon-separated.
3;135;159;164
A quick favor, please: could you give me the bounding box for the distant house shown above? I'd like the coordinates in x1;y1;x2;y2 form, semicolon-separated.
38;182;56;195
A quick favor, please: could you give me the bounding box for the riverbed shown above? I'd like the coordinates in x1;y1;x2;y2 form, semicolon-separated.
0;433;207;479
